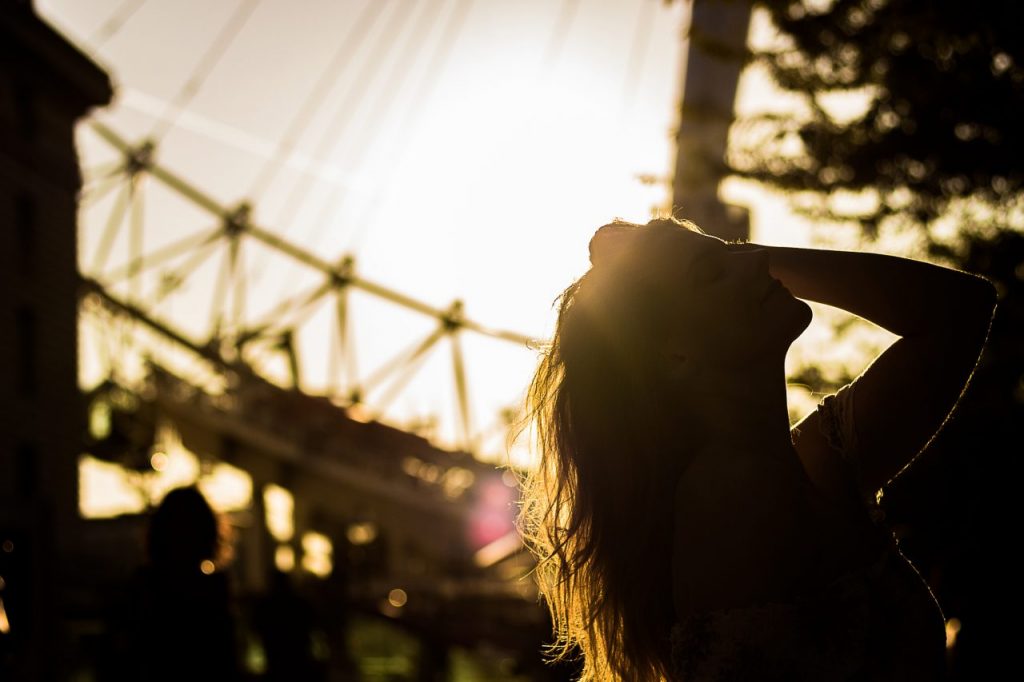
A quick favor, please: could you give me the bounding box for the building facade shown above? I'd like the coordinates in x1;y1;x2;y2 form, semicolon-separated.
0;2;112;678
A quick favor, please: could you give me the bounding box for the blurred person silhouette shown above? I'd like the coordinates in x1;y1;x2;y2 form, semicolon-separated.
518;217;995;680
107;485;240;681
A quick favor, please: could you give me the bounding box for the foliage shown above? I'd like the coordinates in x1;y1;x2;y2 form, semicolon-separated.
729;0;1024;237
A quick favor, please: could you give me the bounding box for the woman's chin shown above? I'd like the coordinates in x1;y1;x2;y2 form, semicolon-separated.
775;297;813;345
790;299;814;337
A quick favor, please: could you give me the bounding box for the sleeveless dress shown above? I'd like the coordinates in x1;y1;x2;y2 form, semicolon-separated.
668;382;948;681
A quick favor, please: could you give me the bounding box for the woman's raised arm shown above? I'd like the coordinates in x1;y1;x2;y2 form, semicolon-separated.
758;244;997;498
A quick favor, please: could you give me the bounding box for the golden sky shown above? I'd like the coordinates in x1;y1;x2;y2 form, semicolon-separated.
40;0;682;457
37;1;872;496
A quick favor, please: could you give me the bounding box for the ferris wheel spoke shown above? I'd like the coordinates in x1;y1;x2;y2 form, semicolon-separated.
82;160;126;187
336;286;357;396
237;277;334;347
361;325;446;400
208;242;234;339
150;232;223;305
88;180;132;274
127;174;145;306
367;330;444;422
450;330;473;452
102;226;223;284
229;237;247;335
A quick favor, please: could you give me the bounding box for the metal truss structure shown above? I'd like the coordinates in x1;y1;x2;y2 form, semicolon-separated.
79;120;538;457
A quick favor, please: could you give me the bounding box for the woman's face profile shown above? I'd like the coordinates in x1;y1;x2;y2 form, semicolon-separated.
618;224;812;371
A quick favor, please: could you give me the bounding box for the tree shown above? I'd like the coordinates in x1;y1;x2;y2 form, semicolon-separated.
731;0;1024;238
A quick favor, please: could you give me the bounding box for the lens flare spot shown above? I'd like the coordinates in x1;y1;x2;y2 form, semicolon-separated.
301;532;333;577
150;451;168;471
275;544;295;572
0;596;10;634
346;522;378;546
388;588;408;608
945;617;962;649
264;484;294;542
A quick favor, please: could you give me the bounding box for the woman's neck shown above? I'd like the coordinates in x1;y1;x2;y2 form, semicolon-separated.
685;361;796;460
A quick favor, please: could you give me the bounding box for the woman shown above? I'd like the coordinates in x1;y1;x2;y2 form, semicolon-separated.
108;486;241;681
518;217;995;680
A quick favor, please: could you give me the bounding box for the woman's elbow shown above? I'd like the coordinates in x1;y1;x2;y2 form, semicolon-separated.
968;275;997;324
943;272;996;321
970;273;998;307
950;275;997;347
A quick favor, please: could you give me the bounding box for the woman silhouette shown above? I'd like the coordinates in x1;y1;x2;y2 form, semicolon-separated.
109;486;241;681
518;217;995;680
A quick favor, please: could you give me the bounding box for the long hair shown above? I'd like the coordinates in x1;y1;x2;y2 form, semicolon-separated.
518;218;706;680
147;485;227;573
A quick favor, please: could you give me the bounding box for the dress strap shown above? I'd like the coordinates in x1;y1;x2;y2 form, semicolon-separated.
817;382;887;528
